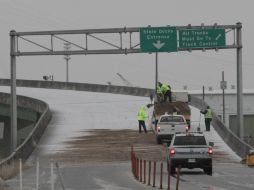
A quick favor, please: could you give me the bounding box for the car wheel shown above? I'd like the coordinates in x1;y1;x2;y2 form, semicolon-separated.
203;167;212;175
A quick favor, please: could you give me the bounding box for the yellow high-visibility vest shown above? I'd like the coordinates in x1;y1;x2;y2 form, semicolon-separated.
205;108;212;119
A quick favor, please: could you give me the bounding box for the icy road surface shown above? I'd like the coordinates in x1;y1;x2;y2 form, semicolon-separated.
1;86;253;190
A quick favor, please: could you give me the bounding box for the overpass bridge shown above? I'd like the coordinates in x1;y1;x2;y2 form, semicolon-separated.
0;81;253;189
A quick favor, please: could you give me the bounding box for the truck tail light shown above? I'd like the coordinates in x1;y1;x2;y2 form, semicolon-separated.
208;147;213;155
170;148;175;156
157;125;160;132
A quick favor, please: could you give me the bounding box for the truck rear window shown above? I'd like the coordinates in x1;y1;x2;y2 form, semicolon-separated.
173;136;207;145
159;116;184;123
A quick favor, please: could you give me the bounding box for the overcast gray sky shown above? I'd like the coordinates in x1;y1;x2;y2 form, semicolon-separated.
0;0;253;90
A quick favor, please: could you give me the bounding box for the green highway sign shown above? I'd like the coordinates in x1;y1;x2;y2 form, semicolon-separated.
179;29;226;49
140;27;177;52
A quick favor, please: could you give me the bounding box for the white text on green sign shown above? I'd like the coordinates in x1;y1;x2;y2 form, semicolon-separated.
179;29;226;49
140;27;177;52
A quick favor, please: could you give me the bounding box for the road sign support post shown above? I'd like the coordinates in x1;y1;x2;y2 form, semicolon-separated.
155;53;158;102
10;30;17;153
236;22;244;140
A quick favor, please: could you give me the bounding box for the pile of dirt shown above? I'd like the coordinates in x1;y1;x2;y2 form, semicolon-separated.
52;129;236;164
53;129;163;163
154;101;190;117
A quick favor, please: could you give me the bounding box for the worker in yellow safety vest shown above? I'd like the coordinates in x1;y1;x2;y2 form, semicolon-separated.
137;106;148;133
200;106;213;131
161;83;172;102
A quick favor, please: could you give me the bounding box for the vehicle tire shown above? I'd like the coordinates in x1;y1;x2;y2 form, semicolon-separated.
203;167;212;176
156;137;162;144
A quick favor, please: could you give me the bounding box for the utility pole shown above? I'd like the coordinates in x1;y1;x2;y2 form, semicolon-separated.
63;43;71;82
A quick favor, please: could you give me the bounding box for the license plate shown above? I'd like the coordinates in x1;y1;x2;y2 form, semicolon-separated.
188;158;196;163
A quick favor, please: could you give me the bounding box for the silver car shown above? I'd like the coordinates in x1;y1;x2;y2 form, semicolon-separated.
168;132;213;175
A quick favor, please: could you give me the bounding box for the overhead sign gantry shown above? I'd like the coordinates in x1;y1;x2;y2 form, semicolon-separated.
9;23;243;152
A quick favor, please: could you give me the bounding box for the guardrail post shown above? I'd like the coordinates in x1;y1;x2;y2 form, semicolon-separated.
160;162;163;189
144;160;146;184
148;160;151;186
167;159;170;190
140;159;142;182
132;153;135;177
132;156;134;175
137;158;139;180
153;161;156;187
134;154;137;178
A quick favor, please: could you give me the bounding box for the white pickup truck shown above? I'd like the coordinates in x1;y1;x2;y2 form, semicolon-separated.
155;113;188;144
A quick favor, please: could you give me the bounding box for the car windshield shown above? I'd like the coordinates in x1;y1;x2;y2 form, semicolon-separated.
159;116;184;123
173;136;207;145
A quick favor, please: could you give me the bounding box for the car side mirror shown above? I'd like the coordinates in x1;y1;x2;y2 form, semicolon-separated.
209;142;214;147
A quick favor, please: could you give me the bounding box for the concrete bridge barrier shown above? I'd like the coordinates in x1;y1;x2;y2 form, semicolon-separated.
0;79;154;97
0;91;52;169
190;95;253;159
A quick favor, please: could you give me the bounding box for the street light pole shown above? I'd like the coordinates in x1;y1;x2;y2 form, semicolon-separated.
222;71;225;124
64;43;71;82
10;30;17;152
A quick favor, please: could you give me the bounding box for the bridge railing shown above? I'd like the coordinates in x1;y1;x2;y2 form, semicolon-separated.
190;95;253;159
0;78;154;97
0;92;52;179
